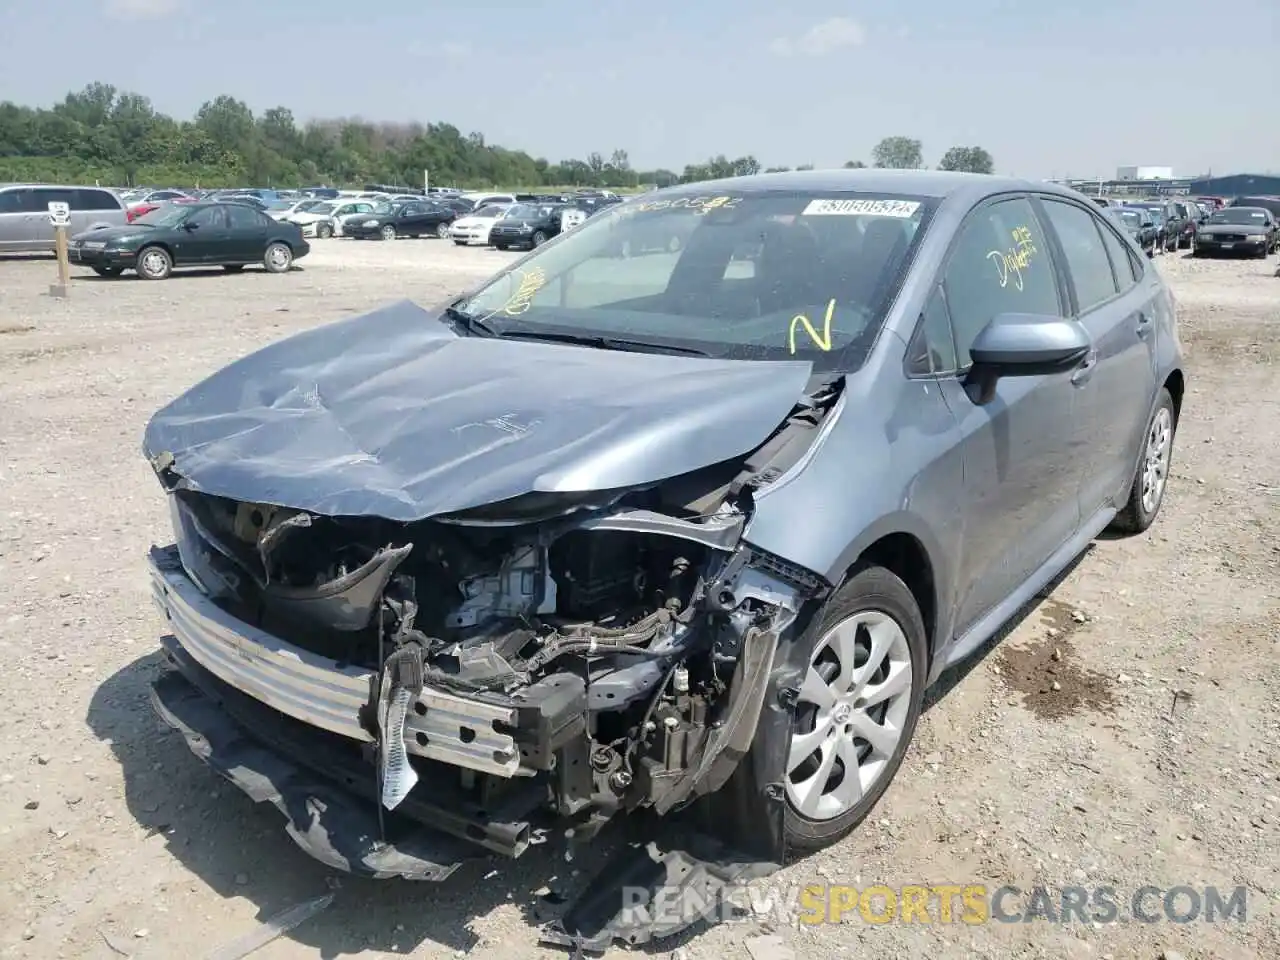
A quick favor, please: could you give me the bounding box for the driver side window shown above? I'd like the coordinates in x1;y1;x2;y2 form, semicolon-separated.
188;206;228;229
941;197;1062;366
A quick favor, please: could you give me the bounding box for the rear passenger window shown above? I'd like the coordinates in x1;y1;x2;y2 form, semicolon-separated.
0;191;19;213
1096;220;1140;290
942;196;1062;365
1039;199;1119;313
71;189;120;211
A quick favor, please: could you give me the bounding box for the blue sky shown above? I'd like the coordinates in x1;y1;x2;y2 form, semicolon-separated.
1;0;1276;178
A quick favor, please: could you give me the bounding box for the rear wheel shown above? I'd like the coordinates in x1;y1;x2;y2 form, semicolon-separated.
380;224;396;241
263;242;292;274
436;221;451;239
136;246;172;280
1110;388;1176;535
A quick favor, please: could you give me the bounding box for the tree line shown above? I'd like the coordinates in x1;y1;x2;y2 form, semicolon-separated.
0;84;995;190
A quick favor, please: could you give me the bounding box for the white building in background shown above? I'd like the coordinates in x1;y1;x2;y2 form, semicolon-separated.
1116;165;1175;181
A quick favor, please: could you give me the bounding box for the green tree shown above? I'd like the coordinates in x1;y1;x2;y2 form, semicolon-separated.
843;160;866;169
937;146;995;174
871;136;923;169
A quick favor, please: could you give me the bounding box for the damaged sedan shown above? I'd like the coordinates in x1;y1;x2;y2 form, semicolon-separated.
142;170;1184;951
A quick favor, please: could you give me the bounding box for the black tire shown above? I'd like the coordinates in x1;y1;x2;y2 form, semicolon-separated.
493;243;508;251
436;221;451;239
317;223;333;239
727;566;928;855
222;264;245;273
1109;387;1177;535
92;266;122;278
531;230;548;247
453;240;466;246
380;224;396;241
136;245;172;280
263;242;292;274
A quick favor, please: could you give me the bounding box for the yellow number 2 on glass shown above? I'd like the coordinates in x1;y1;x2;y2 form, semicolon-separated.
788;299;837;354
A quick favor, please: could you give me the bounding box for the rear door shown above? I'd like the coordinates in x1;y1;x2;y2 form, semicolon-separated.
928;194;1083;631
1035;195;1158;522
225;203;270;262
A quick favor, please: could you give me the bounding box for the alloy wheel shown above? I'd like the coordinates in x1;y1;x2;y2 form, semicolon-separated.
1141;406;1173;514
786;610;914;821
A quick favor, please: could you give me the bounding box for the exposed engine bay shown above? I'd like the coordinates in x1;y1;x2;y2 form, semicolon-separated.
154;382;839;872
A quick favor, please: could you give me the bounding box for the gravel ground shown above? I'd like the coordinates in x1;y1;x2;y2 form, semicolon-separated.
0;240;1276;960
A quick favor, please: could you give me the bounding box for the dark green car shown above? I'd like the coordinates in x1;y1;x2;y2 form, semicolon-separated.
69;202;310;280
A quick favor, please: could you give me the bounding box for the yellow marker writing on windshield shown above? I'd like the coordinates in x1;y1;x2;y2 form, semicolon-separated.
789;298;837;354
502;267;547;316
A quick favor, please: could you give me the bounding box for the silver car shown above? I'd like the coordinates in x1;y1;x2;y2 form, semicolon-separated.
0;184;127;251
141;170;1184;951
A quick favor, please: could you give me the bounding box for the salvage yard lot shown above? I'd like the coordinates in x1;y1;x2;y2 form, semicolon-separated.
0;241;1276;960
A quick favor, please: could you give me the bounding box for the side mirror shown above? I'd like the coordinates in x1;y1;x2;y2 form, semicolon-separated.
183;220;199;231
965;313;1091;404
1142;220;1154;228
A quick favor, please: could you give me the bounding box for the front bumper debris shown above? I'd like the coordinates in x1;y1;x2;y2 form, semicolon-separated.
153;652;477;879
149;546;522;777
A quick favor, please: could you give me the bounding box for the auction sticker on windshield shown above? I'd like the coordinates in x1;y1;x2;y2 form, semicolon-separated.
803;198;921;218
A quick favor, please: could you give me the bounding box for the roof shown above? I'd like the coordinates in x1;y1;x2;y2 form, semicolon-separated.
659;168;1041;200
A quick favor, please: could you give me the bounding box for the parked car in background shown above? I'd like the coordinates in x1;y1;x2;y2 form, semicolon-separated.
266;198;327;221
0;183;127;251
1228;195;1280;222
68;201;309;279
1170;200;1203;248
1130;201;1182;252
488;202;566;249
125;189;190;212
141;173;1184;951
448;203;512;245
1193;207;1277;258
297;199;380;238
1109;206;1159;257
344;200;459;240
460;191;516;211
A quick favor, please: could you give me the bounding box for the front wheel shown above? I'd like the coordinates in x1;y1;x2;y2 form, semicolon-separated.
380;224;396;241
531;230;548;247
436;222;451;239
453;240;466;246
1109;387;1176;535
317;223;334;239
263;242;293;274
769;567;927;854
92;266;122;278
136;246;172;280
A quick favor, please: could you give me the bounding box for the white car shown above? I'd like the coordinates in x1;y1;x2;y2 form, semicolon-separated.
287;200;378;238
265;199;327;221
449;204;513;246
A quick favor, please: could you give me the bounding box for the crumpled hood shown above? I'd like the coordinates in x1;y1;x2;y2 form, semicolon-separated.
143;300;813;521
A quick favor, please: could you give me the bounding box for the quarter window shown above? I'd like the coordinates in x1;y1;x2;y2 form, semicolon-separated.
71;189;120;211
226;204;262;230
1096;218;1140;290
906;286;958;375
942;197;1062;365
1040;199;1119;313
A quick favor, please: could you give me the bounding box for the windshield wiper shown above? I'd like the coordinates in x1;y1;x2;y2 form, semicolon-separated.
492;328;711;357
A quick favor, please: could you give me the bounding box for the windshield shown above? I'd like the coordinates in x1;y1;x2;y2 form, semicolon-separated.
475;204;510;218
133;205;196;227
371;202;395;215
266;200;292;211
1209;209;1269;225
505;204;546;220
453;190;935;373
1115;210;1143;227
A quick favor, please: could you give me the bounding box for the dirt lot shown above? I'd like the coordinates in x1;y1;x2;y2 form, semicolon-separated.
0;240;1276;960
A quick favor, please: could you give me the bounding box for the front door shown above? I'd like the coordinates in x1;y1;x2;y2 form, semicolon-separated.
933;195;1083;634
1035;196;1159;519
172;206;231;265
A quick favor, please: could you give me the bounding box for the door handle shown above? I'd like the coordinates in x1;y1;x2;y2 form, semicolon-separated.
1070;348;1098;386
1136;312;1153;340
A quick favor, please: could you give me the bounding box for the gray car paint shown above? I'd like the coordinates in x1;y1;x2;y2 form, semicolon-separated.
143;299;814;521
0;184;127;251
146;169;1183;687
